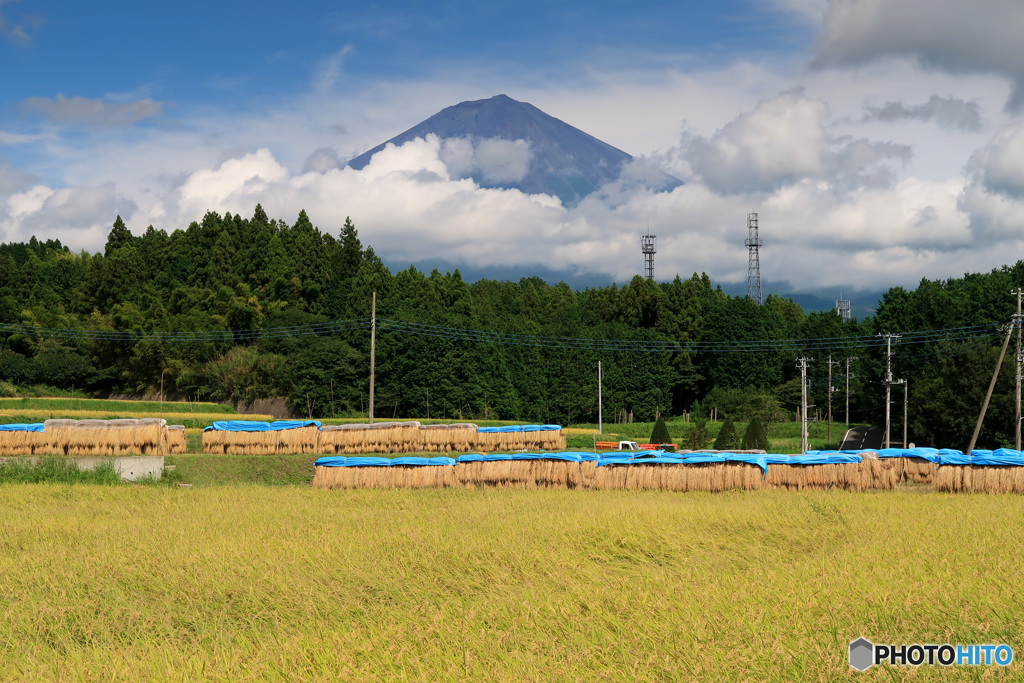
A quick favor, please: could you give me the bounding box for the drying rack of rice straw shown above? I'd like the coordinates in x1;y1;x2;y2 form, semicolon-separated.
934;448;1024;493
202;420;322;454
452;451;586;489
312;456;457;489
474;425;565;452
0;423;46;455
40;418;170;456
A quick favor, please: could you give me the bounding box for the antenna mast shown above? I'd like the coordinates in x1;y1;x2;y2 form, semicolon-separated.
836;291;851;322
641;231;657;280
745;212;762;305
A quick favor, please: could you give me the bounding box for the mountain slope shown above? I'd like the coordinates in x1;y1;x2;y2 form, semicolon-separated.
346;94;681;206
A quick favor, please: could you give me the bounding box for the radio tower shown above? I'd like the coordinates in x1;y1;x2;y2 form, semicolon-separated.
745;212;762;305
836;291;851;322
641;231;656;279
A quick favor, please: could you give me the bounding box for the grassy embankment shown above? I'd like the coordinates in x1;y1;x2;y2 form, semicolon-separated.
0;486;1019;681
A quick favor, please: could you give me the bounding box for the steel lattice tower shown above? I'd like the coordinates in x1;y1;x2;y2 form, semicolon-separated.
836;292;851;322
745;212;762;305
641;232;656;280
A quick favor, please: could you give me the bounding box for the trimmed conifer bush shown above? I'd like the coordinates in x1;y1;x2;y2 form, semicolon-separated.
741;416;768;451
713;416;739;450
649;416;672;446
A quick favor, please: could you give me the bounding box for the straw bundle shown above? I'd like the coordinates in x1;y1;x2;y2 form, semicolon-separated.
935;466;1024;493
313;464;457;489
167;425;187;454
529;459;582;489
278;425;320;454
448;424;477;453
0;428;46;455
901;457;936;484
419;424;454;453
455;459;484;488
764;459;900;492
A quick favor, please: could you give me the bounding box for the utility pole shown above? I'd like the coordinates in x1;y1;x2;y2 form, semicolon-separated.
880;334;901;449
369;291;376;424
1015;289;1023;450
798;357;811;453
598;360;603;435
827;355;838;442
845;356;858;426
967;320;1016;454
903;378;909;449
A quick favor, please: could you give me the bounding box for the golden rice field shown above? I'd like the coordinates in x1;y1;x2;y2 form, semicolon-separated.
0;486;1021;681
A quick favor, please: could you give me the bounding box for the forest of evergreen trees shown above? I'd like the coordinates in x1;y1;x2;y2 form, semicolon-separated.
2;204;1023;448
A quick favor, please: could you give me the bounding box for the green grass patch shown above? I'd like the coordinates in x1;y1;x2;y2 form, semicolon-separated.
165;453;319;487
0;458;122;485
0;487;1020;680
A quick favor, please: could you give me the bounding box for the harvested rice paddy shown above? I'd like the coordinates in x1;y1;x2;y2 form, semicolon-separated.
0;486;1020;681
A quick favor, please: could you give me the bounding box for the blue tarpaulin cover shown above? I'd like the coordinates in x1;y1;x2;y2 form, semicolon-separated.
973;449;1024;466
0;423;44;432
936;449;969;465
456;454;484;463
205;420;322;432
476;425;561;433
787;453;863;465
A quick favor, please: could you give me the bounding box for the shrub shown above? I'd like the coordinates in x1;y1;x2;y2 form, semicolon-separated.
741;417;768;451
713;417;740;450
649;416;672;445
685;417;710;450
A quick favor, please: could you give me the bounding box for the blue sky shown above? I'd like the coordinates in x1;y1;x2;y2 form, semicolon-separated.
2;0;1024;293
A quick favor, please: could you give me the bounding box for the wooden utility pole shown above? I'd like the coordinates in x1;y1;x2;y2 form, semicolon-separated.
369;291;376;424
846;356;857;426
597;360;603;435
903;378;909;449
1015;289;1023;450
827;355;838;442
967;321;1015;454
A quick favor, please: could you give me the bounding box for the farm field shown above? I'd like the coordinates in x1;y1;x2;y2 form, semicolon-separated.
0;485;1020;681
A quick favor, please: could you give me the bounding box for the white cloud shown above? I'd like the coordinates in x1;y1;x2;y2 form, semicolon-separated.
21;95;163;127
686;88;910;194
812;0;1024;111
1;182;136;247
439;137;531;183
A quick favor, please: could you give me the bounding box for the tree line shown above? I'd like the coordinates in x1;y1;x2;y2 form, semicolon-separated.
1;204;1022;448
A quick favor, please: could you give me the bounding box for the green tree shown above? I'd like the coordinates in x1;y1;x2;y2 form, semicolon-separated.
649;415;671;445
741;417;768;451
713;416;739;450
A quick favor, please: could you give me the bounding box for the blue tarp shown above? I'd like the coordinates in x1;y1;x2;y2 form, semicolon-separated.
787;453;863;465
456;454;484;463
205;420;322;432
973;449;1024;467
902;447;940;462
936;449;969;465
476;425;562;433
875;449;906;459
391;457;456;466
0;423;44;432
